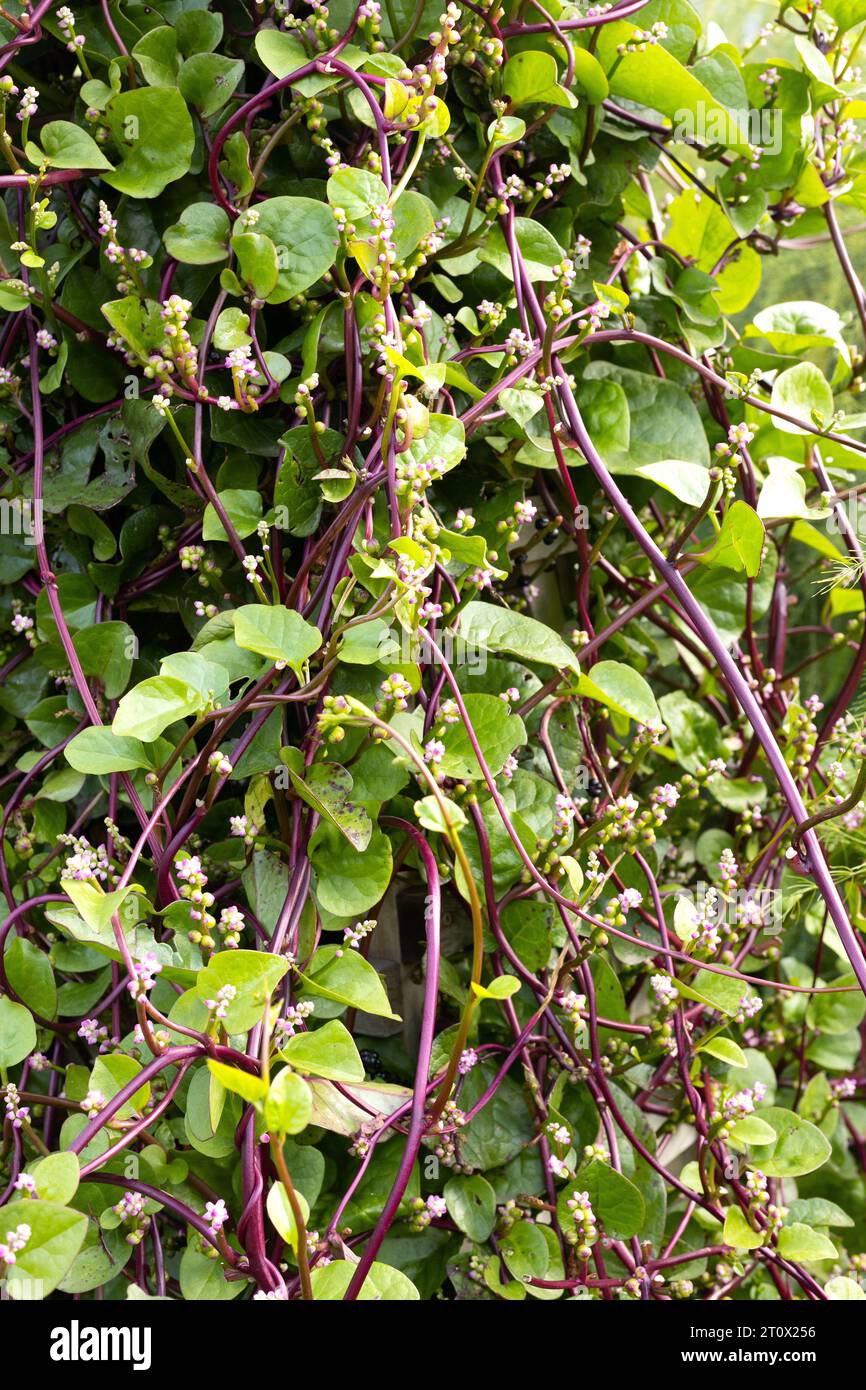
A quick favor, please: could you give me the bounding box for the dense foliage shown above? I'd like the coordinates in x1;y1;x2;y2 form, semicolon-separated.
3;0;866;1305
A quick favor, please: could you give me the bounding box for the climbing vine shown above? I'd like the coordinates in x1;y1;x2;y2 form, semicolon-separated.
2;0;866;1304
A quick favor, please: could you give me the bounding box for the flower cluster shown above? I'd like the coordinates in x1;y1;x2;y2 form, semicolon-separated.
204;985;237;1023
4;1084;29;1131
566;1190;599;1256
0;1223;31;1268
176;854;217;948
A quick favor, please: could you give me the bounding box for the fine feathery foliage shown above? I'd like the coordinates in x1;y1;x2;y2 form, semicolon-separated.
3;0;866;1306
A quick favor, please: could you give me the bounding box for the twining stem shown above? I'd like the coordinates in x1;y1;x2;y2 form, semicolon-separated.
272;1139;313;1301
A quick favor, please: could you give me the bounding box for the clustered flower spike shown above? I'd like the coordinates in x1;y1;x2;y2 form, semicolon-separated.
62;835;111;882
127;951;162;1000
204;985;237;1022
0;1223;31;1267
57;7;86;52
176;854;218;949
4;1084;29;1130
204;1199;229;1234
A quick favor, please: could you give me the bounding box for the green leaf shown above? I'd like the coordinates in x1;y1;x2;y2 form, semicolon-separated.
444;1174;497;1242
473;974;521;1001
219;130;254;197
30;1151;80;1205
0;995;37;1068
438;693;526;780
206;1059;268;1106
574;378;630;458
825;1276;866;1299
500;386;545;430
160;651;230;702
266;1181;309;1250
487;115;526;148
103;88;195;198
807;972;866;1035
233;604;323;676
112;674;204;742
286;761;372;852
658;691;727;772
502;51;577;109
0;280;30;312
264;1067;313;1134
35;573;98;638
279;1140;325;1208
255;28;308;77
132;25;179;86
50;1216;132;1297
255;31;366;95
558;855;584;899
100;296;164;362
583;362;711;503
746;1107;832;1178
581;1159;645;1239
598;22;750;155
231;231;280;299
311;824;393;917
400;412;466;477
414;794;467;834
209;1070;226;1132
58;881;127;935
253;197;337;300
825;0;866;31
688;553;777;647
456;1061;535;1169
213;308;251;351
723;1206;764;1251
176;8;224;54
64;727;151;775
757;456;829;522
72;621;136;699
195;950;289;1032
280;1018;365;1081
179;53;244;117
37;768;84;805
0;1201;88;1298
771;362;835;435
37;121;114;171
310;1258;420;1299
787;1197;854;1228
577;660;662;727
299;946;400;1022
696;1036;748;1068
794;36;841;104
5;938;56;1020
501;1219;550;1281
483;1254;526;1300
698;501;765;578
184;1065;239;1155
674;968;752;1018
478;217;566;282
327;166;389;222
457;602;580;674
202;488;263;542
180;1244;246;1300
164;203;230;264
392;192;436;262
570;47;609;103
729;1114;778;1146
306;1077;411;1137
336;617;397;666
777;1223;837;1262
90;1052;150;1119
